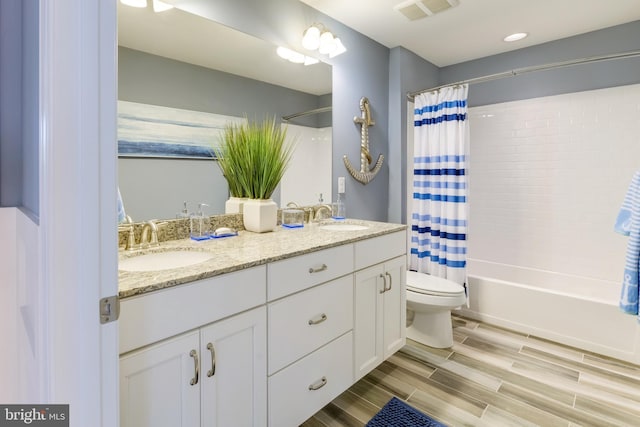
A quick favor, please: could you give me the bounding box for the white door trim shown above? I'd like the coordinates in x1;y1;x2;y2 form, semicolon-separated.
39;0;118;425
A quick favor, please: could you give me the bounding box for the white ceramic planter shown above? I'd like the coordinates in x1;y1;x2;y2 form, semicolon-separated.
225;197;248;214
243;199;278;233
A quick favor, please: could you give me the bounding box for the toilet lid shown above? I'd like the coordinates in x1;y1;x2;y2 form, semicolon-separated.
406;271;465;296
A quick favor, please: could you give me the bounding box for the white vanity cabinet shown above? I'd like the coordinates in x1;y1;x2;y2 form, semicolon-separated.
266;245;355;427
353;232;407;380
118;225;408;427
120;330;200;427
119;267;267;427
120;307;266;427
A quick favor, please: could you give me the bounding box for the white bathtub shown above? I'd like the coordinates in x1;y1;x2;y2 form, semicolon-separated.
456;260;640;364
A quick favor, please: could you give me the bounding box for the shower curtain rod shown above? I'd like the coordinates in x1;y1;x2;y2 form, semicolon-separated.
282;106;332;121
407;49;640;101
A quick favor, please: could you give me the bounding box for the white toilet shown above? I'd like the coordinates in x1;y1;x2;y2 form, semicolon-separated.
406;270;467;348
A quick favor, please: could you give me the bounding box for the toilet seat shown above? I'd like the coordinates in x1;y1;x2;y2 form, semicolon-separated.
406;271;465;297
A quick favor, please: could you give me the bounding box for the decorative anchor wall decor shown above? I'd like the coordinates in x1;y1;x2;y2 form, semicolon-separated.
343;97;384;185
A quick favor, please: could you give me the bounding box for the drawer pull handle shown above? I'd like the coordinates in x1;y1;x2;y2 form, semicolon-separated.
308;376;327;391
379;273;387;294
206;343;216;377
385;272;393;292
189;349;199;386
308;264;328;274
308;313;328;325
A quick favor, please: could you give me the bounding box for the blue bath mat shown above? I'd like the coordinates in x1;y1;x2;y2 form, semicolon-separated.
366;397;447;427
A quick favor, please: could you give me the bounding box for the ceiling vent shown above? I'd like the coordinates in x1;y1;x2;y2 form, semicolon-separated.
394;0;460;21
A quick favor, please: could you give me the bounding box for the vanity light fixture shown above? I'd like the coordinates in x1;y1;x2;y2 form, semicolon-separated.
504;32;528;42
302;24;347;58
276;47;320;66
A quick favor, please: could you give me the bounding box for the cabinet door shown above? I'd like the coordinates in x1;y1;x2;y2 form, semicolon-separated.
353;263;385;380
200;306;267;427
120;331;200;427
382;256;407;359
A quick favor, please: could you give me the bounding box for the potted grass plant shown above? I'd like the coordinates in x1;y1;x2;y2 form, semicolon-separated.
215;117;295;232
216;123;250;214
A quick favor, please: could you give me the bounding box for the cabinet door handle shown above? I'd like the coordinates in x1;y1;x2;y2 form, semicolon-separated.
308;264;328;274
308;376;327;391
206;343;216;377
385;272;393;292
308;313;327;325
189;349;199;386
379;273;387;294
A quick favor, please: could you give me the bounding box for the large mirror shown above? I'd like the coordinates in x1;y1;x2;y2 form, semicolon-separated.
117;2;332;221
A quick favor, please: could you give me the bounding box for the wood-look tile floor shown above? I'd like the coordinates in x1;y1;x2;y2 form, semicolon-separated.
301;315;640;426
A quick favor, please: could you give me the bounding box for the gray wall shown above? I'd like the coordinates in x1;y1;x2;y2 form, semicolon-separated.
395;20;640;225
0;0;39;219
5;0;638;225
118;47;332;219
21;0;39;218
180;0;393;221
388;47;439;224
119;47;328;125
439;21;640;107
0;0;22;208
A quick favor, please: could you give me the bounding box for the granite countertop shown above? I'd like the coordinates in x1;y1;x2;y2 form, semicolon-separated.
118;219;406;299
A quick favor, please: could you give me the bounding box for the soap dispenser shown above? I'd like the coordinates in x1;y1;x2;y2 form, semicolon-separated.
333;177;346;219
190;203;210;240
176;201;189;219
333;194;346;220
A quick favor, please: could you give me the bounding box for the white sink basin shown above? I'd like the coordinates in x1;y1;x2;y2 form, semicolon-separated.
119;250;214;272
319;223;369;231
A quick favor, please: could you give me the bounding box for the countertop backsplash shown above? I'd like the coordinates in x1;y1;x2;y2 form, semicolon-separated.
118;213;245;249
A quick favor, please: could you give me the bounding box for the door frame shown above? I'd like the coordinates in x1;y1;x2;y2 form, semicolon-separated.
39;0;118;425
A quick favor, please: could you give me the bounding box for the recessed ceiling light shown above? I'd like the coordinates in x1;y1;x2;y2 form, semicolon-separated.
504;32;528;42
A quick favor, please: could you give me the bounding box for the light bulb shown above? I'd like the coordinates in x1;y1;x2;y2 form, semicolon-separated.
329;38;347;58
504;32;528;42
302;25;321;51
318;31;336;55
120;0;147;7
277;47;293;60
304;57;319;66
289;52;306;64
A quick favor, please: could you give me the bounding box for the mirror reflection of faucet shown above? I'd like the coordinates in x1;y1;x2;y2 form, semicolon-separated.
313;204;333;221
140;220;168;249
119;219;168;251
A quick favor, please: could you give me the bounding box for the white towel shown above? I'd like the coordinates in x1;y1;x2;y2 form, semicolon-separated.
619;171;640;318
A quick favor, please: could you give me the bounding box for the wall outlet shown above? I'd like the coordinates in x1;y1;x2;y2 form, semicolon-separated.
338;176;346;194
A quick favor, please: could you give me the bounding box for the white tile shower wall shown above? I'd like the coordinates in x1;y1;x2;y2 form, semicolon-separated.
280;125;332;206
468;83;640;289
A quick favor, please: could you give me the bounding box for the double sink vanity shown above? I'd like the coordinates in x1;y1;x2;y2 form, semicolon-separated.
118;218;407;427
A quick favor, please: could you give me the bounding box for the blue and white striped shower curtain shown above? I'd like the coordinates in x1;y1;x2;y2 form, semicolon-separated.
410;85;469;285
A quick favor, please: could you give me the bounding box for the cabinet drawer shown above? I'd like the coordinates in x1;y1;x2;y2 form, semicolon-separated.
268;275;353;375
268;244;354;301
119;266;266;354
268;332;353;427
354;231;406;270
